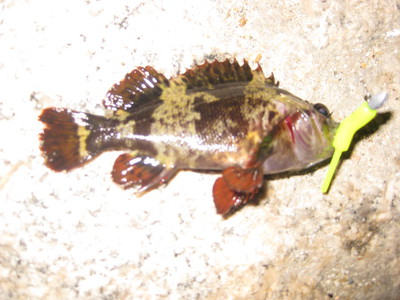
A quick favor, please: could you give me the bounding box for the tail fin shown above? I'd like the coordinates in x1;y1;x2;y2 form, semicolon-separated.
39;108;104;172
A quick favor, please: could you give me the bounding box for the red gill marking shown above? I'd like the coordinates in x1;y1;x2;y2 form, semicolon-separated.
284;115;295;143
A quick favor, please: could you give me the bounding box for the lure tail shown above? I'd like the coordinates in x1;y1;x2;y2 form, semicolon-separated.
39;108;114;172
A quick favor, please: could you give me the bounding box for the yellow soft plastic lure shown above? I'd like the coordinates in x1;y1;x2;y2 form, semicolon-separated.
322;92;388;193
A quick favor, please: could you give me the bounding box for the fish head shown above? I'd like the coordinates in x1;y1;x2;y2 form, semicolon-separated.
261;101;338;173
284;102;338;169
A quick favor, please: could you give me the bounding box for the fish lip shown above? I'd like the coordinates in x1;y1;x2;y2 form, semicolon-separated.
316;115;338;159
324;117;339;145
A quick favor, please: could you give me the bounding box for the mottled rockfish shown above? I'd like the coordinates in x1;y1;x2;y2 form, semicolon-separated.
39;59;338;215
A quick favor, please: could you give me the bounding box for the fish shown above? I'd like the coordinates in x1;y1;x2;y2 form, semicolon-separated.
39;59;338;215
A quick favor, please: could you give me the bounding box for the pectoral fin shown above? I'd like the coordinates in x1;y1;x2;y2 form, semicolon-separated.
112;153;177;193
212;166;263;215
221;166;263;192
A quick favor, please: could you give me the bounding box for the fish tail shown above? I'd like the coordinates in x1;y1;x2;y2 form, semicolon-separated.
39;108;108;172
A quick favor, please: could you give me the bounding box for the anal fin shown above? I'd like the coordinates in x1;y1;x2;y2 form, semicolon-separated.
112;153;177;193
212;166;263;215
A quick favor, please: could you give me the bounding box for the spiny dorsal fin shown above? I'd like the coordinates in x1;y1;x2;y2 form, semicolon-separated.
104;59;277;113
180;59;252;88
173;59;277;90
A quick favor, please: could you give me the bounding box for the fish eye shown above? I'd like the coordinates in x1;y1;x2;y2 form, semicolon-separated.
313;103;330;117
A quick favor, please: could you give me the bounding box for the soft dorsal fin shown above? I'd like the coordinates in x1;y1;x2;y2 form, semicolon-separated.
104;66;169;112
104;59;277;113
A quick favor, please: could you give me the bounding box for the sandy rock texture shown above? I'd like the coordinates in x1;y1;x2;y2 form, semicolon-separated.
0;0;399;299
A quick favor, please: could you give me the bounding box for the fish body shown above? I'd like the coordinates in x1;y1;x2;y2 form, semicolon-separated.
39;59;337;215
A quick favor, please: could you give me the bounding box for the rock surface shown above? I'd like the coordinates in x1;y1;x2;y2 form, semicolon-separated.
0;0;399;299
